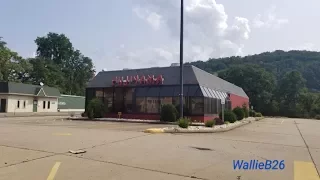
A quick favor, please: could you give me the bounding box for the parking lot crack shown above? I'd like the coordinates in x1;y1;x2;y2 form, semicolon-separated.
294;120;320;177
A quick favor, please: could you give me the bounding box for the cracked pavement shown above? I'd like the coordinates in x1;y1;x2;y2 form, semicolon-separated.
0;117;319;180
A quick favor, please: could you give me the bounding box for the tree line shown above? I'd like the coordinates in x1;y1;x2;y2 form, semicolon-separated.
188;52;320;118
0;33;95;96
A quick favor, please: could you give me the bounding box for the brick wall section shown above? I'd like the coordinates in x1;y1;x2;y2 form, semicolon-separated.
229;94;249;109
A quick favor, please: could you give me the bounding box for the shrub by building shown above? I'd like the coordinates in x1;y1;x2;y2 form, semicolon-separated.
160;104;178;122
219;110;237;123
233;106;245;120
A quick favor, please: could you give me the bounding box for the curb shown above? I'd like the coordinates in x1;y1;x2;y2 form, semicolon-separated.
144;128;165;133
145;117;265;134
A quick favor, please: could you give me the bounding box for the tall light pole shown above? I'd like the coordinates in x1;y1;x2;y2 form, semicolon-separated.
179;0;184;118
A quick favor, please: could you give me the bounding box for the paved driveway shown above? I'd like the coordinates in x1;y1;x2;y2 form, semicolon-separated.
0;117;319;180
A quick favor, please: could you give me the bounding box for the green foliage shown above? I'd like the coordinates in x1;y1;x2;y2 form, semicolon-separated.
178;117;190;128
214;117;223;125
315;115;320;120
87;98;105;119
205;120;215;127
224;121;230;124
0;33;95;96
233;107;245;120
219;110;237;123
249;109;256;117
255;112;263;117
187;50;320;118
160;104;178;122
218;64;276;114
242;104;249;118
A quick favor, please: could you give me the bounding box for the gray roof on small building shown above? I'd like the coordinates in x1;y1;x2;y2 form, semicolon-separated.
0;82;60;97
87;65;248;98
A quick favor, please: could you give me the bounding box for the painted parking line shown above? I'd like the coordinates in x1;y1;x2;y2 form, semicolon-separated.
52;133;72;136
294;161;320;180
47;162;61;180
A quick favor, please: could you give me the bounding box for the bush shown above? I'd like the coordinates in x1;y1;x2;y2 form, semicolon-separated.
205;119;215;127
255;112;263;117
81;112;86;117
224;121;230;124
214;117;223;125
87;98;106;119
242;104;249;118
315;115;320;120
249;109;256;117
160;104;178;122
219;110;237;123
233;106;245;120
178;117;190;128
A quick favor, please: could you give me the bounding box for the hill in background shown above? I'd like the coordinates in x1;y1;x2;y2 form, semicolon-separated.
187;50;320;92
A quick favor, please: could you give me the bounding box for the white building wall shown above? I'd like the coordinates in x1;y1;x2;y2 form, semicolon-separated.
6;95;58;113
6;95;34;113
36;97;58;113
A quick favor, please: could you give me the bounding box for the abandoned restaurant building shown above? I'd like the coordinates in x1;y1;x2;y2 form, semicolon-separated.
85;65;249;121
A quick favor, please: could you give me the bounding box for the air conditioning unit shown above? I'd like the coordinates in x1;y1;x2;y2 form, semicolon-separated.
170;63;179;67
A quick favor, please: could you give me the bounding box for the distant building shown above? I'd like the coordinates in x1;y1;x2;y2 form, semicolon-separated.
0;82;60;113
58;94;85;112
85;65;249;122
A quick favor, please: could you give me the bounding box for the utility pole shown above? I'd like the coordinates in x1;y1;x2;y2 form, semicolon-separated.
179;0;184;118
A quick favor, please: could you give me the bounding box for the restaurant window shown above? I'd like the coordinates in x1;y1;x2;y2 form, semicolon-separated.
104;88;113;112
23;101;26;108
211;98;218;114
17;100;20;108
160;97;172;105
217;99;222;114
136;97;146;113
96;89;103;97
190;97;204;114
146;97;160;113
48;101;51;109
204;97;212;114
124;88;134;113
43;101;46;109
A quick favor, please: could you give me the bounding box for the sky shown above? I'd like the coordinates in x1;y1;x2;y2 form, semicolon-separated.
1;0;320;72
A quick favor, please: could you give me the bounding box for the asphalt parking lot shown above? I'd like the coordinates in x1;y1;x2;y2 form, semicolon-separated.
0;116;319;180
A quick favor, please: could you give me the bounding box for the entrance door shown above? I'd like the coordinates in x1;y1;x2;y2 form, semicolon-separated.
33;100;38;112
0;99;6;113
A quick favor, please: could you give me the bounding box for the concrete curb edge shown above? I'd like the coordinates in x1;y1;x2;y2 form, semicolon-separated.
146;117;265;134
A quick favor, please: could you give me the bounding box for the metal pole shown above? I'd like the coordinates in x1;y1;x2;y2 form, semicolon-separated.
179;0;184;119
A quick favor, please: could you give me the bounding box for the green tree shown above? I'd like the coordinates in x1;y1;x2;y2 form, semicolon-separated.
277;71;306;117
218;65;276;114
35;32;73;65
34;32;95;95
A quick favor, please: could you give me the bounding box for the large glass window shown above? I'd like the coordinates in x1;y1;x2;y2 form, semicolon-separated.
146;97;160;113
204;97;212;114
104;88;113;112
114;88;124;112
136;97;146;113
190;97;204;114
211;98;218;114
96;89;103;97
124;88;134;113
160;97;172;105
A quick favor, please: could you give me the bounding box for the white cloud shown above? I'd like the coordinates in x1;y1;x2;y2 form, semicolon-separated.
253;6;289;29
120;0;251;65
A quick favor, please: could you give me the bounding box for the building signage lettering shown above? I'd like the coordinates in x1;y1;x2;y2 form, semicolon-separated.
112;75;164;86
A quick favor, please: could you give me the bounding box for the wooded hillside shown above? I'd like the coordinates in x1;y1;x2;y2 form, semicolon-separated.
187;50;320;92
